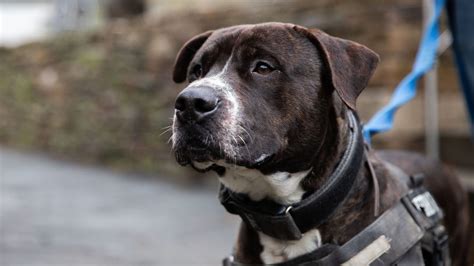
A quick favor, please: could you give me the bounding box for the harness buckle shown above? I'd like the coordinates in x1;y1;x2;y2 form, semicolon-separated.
242;207;303;240
409;173;425;187
219;185;303;240
411;191;441;218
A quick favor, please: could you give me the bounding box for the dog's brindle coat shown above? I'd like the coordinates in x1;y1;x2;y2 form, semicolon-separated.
171;23;469;264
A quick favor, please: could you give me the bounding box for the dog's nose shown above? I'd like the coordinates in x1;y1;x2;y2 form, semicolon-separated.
175;86;220;123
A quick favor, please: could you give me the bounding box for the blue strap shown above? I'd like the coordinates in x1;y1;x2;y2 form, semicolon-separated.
363;0;445;143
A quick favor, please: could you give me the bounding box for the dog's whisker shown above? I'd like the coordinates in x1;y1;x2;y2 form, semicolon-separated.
209;134;215;147
231;135;238;146
238;125;253;142
160;127;173;137
229;135;240;166
218;141;223;157
168;134;175;145
238;135;251;158
238;134;247;146
205;135;210;146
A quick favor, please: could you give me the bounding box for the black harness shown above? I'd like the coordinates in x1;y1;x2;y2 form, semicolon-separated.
220;111;450;265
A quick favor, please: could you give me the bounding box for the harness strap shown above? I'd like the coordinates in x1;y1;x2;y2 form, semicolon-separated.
365;147;380;217
336;200;424;265
223;187;445;266
223;244;341;266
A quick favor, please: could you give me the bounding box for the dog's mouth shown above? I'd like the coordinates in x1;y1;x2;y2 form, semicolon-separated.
173;137;217;165
172;127;275;174
189;153;274;174
178;146;274;172
187;154;274;177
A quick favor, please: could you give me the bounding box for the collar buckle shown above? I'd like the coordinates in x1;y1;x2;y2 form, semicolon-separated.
219;186;303;240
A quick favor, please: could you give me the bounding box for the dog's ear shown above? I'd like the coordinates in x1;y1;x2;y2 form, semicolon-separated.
173;30;213;83
293;26;379;110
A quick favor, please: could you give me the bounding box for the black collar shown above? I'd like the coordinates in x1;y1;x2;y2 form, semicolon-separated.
219;111;365;240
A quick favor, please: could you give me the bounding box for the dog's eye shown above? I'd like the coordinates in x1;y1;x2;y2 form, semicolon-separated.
190;64;202;81
253;61;274;75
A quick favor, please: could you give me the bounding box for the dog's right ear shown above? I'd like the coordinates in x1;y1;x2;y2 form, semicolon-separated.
172;31;213;83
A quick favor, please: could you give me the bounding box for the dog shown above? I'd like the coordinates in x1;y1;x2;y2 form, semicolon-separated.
170;22;470;265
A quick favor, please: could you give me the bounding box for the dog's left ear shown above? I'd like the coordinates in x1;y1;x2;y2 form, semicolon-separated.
293;26;379;110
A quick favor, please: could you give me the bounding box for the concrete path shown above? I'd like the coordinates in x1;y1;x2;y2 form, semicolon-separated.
0;149;240;266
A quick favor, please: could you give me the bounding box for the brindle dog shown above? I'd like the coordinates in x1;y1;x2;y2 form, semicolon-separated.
171;22;470;265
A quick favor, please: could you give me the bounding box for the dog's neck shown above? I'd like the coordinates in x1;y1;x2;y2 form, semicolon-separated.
224;105;384;264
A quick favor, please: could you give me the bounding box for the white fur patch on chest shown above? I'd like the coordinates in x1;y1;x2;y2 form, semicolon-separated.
259;228;322;264
217;163;321;263
218;164;311;205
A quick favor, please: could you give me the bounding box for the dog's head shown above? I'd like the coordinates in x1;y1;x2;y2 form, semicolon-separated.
171;22;378;175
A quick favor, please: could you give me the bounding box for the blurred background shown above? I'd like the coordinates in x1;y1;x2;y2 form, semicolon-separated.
0;0;473;265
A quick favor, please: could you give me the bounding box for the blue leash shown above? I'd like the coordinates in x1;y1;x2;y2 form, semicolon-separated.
363;0;445;143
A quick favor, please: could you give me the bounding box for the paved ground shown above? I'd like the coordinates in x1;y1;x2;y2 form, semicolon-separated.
0;149;239;266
